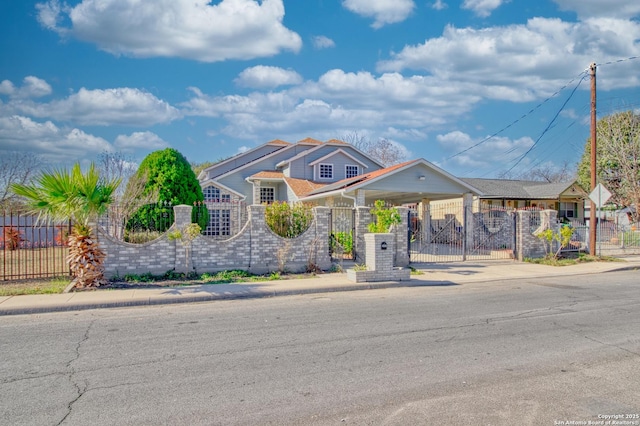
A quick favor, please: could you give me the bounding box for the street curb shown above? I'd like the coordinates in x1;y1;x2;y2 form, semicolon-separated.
0;279;460;316
1;263;637;317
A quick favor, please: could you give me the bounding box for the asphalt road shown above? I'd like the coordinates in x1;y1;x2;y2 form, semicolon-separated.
1;271;639;426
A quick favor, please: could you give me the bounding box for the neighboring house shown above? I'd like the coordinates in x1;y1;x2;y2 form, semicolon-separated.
459;178;588;221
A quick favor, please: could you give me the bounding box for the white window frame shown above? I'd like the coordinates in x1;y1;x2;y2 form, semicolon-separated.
205;209;231;236
345;164;359;179
560;202;577;218
203;186;220;202
319;163;333;180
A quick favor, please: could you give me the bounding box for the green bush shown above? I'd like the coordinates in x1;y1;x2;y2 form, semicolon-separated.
331;231;353;255
368;199;401;233
125;148;208;233
265;201;313;238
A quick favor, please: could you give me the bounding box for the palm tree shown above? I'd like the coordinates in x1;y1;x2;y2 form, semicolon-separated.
11;163;121;289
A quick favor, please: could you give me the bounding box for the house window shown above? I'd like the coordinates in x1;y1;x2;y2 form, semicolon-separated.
345;165;359;179
205;209;230;236
204;186;219;201
260;187;275;204
560;202;577;218
319;164;333;179
204;187;231;202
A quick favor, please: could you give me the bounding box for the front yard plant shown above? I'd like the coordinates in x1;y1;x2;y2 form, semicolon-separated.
368;200;401;233
10;162;121;290
265;201;313;238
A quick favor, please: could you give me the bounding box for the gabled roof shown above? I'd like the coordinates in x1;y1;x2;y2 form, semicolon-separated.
199;178;247;199
304;159;480;198
276;139;383;169
198;139;290;180
297;137;323;145
243;171;327;198
267;139;291;146
460;178;585;199
308;148;369;168
246;171;284;180
284;177;327;198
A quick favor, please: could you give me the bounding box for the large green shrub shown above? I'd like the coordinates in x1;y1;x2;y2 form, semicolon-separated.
368;200;401;233
265;201;313;238
125;148;208;235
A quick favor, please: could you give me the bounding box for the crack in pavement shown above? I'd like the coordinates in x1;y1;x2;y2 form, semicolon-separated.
56;319;95;426
583;335;640;357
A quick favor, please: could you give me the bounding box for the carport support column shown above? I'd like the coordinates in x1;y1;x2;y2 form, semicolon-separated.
394;206;410;267
354;206;371;263
463;193;474;260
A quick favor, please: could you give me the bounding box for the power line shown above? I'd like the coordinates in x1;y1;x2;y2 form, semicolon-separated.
502;73;587;174
445;70;589;161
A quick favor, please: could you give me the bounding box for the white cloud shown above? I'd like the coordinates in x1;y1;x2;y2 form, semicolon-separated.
181;69;480;141
432;0;448;11
436;131;534;170
36;0;302;62
461;0;507;18
11;87;180;126
553;0;640;19
0;81;15;96
35;0;65;31
0;77;52;99
235;66;303;89
312;35;336;49
377;18;640;98
114;131;169;150
0;115;113;160
342;0;415;29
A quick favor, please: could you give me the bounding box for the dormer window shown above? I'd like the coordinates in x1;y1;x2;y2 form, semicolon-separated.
319;164;333;179
345;165;359;179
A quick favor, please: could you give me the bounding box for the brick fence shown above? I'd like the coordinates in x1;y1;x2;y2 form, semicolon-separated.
98;205;561;278
98;204;411;278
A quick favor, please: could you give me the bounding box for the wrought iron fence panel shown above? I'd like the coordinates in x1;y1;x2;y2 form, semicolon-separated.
329;207;355;261
1;208;71;280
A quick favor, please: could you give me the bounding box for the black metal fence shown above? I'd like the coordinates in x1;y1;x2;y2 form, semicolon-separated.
329;207;355;261
1;209;72;280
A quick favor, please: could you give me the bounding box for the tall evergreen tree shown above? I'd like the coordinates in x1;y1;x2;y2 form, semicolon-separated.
126;148;208;234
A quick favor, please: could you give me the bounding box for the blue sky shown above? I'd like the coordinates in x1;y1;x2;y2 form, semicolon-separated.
1;0;639;178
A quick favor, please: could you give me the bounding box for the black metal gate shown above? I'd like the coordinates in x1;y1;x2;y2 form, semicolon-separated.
409;201;515;263
329;207;355;261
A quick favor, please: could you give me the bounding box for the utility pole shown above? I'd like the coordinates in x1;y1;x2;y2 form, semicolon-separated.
589;62;597;256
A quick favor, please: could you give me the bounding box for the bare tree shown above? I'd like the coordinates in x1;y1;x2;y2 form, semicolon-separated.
96;151;160;239
97;151;137;198
0;152;41;209
577;111;640;222
342;132;407;167
498;161;575;183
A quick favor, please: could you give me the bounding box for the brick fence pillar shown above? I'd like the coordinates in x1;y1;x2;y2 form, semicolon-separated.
173;204;193;274
394;206;410;267
354;206;371;263
313;206;332;270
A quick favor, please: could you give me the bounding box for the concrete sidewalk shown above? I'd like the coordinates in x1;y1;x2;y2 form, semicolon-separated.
1;256;639;316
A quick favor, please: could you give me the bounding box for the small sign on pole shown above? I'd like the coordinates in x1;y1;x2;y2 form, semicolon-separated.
588;183;612;208
588;183;612;256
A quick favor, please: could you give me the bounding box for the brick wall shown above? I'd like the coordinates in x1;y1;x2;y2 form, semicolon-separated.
99;205;331;278
515;209;558;261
